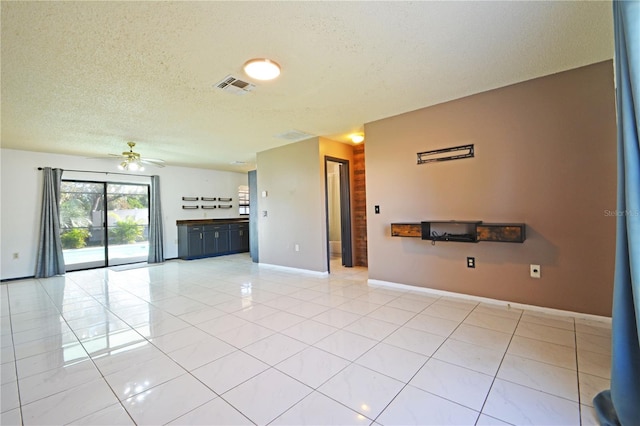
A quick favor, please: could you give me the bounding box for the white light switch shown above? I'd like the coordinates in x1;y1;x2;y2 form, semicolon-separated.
262;191;268;198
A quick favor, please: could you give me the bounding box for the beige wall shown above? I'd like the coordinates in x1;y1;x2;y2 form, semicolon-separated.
364;61;617;316
256;137;354;273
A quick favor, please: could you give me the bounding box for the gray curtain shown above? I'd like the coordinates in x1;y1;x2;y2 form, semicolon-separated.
594;1;640;424
148;175;165;263
35;167;65;277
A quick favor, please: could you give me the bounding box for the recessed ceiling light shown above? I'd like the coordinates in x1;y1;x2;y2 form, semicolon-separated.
351;134;365;143
244;58;281;81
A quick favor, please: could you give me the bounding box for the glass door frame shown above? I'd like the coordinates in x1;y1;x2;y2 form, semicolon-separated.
60;179;150;271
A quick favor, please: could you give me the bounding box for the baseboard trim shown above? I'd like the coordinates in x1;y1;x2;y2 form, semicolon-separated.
368;279;611;323
259;262;329;277
1;275;36;283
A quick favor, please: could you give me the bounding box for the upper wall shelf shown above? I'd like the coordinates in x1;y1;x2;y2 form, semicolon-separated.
391;220;526;243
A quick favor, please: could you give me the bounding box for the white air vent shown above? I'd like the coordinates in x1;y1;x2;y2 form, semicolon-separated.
275;129;315;141
214;75;256;95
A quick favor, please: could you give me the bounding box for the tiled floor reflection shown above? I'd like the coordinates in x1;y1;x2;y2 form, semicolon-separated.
0;254;611;425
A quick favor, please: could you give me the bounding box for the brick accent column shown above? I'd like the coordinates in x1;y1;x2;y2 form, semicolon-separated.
352;144;368;266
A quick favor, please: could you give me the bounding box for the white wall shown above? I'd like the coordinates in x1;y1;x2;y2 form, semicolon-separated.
0;148;247;280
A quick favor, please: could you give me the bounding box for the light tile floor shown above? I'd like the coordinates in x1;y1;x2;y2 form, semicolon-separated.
0;254;611;425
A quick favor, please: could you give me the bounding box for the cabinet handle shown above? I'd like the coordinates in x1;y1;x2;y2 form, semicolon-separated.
215;231;218;238
200;233;203;240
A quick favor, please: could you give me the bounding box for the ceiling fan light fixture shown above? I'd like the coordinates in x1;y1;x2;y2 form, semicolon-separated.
118;158;144;172
243;58;281;80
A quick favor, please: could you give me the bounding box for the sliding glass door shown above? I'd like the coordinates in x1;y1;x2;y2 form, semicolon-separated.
60;180;149;271
106;183;149;266
60;182;106;270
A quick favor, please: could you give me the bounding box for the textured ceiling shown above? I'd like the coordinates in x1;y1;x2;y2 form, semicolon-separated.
1;1;613;172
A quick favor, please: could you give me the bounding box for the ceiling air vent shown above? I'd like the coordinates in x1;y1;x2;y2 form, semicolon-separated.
275;129;315;141
214;75;256;95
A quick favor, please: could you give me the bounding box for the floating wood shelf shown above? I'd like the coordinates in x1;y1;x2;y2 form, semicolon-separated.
391;221;525;243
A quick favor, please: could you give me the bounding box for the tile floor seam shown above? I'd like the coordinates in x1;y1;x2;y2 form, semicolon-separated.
311;372;381;424
33;280;140;426
3;288;25;424
475;306;524;424
44;279;159;425
574;324;612;425
364;306;479;425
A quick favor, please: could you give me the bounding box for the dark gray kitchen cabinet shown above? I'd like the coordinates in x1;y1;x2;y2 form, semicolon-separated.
229;223;249;253
177;220;247;260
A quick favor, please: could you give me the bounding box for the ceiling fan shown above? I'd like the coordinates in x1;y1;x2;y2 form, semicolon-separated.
109;142;165;171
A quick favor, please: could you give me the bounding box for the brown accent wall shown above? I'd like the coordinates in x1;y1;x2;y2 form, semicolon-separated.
364;61;617;316
353;144;368;266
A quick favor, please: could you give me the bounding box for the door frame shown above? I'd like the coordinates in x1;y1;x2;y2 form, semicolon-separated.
324;156;353;271
61;179;150;271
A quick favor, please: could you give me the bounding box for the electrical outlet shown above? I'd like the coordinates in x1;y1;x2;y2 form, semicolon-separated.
13;252;19;260
467;257;475;268
294;244;300;252
530;264;541;278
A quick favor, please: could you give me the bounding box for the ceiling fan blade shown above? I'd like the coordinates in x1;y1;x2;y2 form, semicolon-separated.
87;143;166;168
85;154;121;159
140;159;166;168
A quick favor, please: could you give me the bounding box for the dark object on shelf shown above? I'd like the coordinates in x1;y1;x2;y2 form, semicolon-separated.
177;220;249;260
201;197;216;201
417;144;474;165
201;205;217;209
421;221;481;243
182;205;199;209
390;221;525;243
182;196;199;201
218;197;232;202
218;204;233;209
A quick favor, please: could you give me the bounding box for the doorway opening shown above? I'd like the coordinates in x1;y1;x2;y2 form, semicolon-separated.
325;157;353;272
60;180;150;271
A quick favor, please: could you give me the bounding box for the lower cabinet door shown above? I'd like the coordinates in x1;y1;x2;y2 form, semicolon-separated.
188;229;203;257
203;228;217;255
229;224;249;253
214;227;230;254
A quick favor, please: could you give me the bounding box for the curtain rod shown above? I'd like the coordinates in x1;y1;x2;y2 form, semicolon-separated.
37;167;153;178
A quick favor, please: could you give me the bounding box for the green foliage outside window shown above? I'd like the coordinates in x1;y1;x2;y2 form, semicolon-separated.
109;214;144;244
61;228;90;249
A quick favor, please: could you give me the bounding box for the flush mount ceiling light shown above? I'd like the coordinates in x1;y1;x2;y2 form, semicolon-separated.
351;134;365;143
243;58;281;80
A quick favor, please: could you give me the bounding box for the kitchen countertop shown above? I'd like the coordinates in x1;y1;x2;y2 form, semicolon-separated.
176;218;249;226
